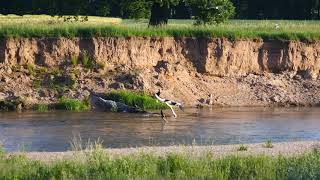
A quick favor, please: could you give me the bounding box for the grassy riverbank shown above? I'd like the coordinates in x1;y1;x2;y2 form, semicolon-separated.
105;91;167;110
2;145;320;179
0;15;320;40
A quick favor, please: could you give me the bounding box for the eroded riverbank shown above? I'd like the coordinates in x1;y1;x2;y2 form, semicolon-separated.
1;38;320;108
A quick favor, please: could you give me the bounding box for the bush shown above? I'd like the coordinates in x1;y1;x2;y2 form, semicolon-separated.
264;140;274;148
188;0;235;25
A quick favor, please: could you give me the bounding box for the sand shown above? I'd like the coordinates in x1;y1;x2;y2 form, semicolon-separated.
18;141;320;161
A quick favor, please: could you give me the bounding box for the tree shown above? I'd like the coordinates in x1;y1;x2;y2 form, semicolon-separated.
188;0;235;25
120;0;151;19
171;0;192;19
89;0;111;17
149;0;180;26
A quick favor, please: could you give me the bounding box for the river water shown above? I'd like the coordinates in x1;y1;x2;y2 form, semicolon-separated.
0;107;320;152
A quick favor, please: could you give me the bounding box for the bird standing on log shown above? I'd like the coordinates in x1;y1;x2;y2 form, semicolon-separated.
155;90;184;118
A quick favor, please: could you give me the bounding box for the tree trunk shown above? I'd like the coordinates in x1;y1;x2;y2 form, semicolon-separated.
149;2;169;26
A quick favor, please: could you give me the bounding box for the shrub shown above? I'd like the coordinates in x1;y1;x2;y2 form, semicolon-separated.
264;140;274;148
238;144;248;151
81;50;91;68
188;0;235;25
27;63;35;75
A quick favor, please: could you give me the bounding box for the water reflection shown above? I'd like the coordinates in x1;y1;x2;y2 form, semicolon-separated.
0;107;320;152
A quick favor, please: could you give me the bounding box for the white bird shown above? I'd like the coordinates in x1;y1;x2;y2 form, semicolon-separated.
274;23;280;29
155;90;184;118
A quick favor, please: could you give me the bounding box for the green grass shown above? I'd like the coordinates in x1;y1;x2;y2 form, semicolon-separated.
105;91;168;110
33;104;49;112
55;97;90;111
1;146;320;179
1;15;320;40
70;54;78;66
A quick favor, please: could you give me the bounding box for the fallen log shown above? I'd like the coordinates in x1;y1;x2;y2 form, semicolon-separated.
91;95;146;113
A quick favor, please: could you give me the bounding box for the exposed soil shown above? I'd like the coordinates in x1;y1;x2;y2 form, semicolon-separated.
0;37;320;108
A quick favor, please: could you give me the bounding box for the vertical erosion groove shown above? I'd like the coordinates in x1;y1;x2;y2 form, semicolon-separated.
0;39;5;64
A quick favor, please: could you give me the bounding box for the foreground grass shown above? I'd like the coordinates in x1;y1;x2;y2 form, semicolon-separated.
1;147;320;179
105;91;167;110
0;15;320;40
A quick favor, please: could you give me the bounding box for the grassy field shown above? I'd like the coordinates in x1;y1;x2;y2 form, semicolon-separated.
0;15;320;40
1;145;320;179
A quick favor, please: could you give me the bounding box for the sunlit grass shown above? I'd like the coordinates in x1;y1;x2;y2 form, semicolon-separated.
33;104;49;112
55;97;90;111
1;144;320;179
105;90;168;110
0;15;319;40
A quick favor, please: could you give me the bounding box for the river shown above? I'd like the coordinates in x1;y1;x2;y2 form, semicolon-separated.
0;107;320;152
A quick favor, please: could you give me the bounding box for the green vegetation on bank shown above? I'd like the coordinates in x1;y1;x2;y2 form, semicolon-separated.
1;146;320;179
1;15;320;40
33;98;90;112
55;97;90;111
105;91;168;110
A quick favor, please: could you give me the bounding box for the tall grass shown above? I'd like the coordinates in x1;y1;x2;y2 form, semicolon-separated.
55;97;90;111
33;104;49;112
0;15;320;40
105;91;168;110
1;146;320;179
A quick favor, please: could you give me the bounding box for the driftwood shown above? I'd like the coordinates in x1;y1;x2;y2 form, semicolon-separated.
91;95;146;113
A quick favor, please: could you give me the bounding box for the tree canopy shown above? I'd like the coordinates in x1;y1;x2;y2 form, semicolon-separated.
0;0;319;20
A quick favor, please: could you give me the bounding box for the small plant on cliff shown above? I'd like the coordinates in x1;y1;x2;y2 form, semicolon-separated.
27;63;35;76
97;61;107;70
81;50;93;69
71;55;78;66
188;0;235;25
105;91;168;110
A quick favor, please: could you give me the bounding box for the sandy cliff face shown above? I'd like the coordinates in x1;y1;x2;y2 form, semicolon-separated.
1;37;320;78
0;37;320;107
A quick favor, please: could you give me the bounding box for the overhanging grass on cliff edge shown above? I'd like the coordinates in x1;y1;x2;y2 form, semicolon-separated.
1;147;320;179
1;15;320;40
105;91;167;110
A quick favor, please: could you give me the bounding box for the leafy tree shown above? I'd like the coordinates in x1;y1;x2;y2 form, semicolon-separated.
171;0;192;19
188;0;235;25
120;0;151;19
149;0;180;26
90;0;111;17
